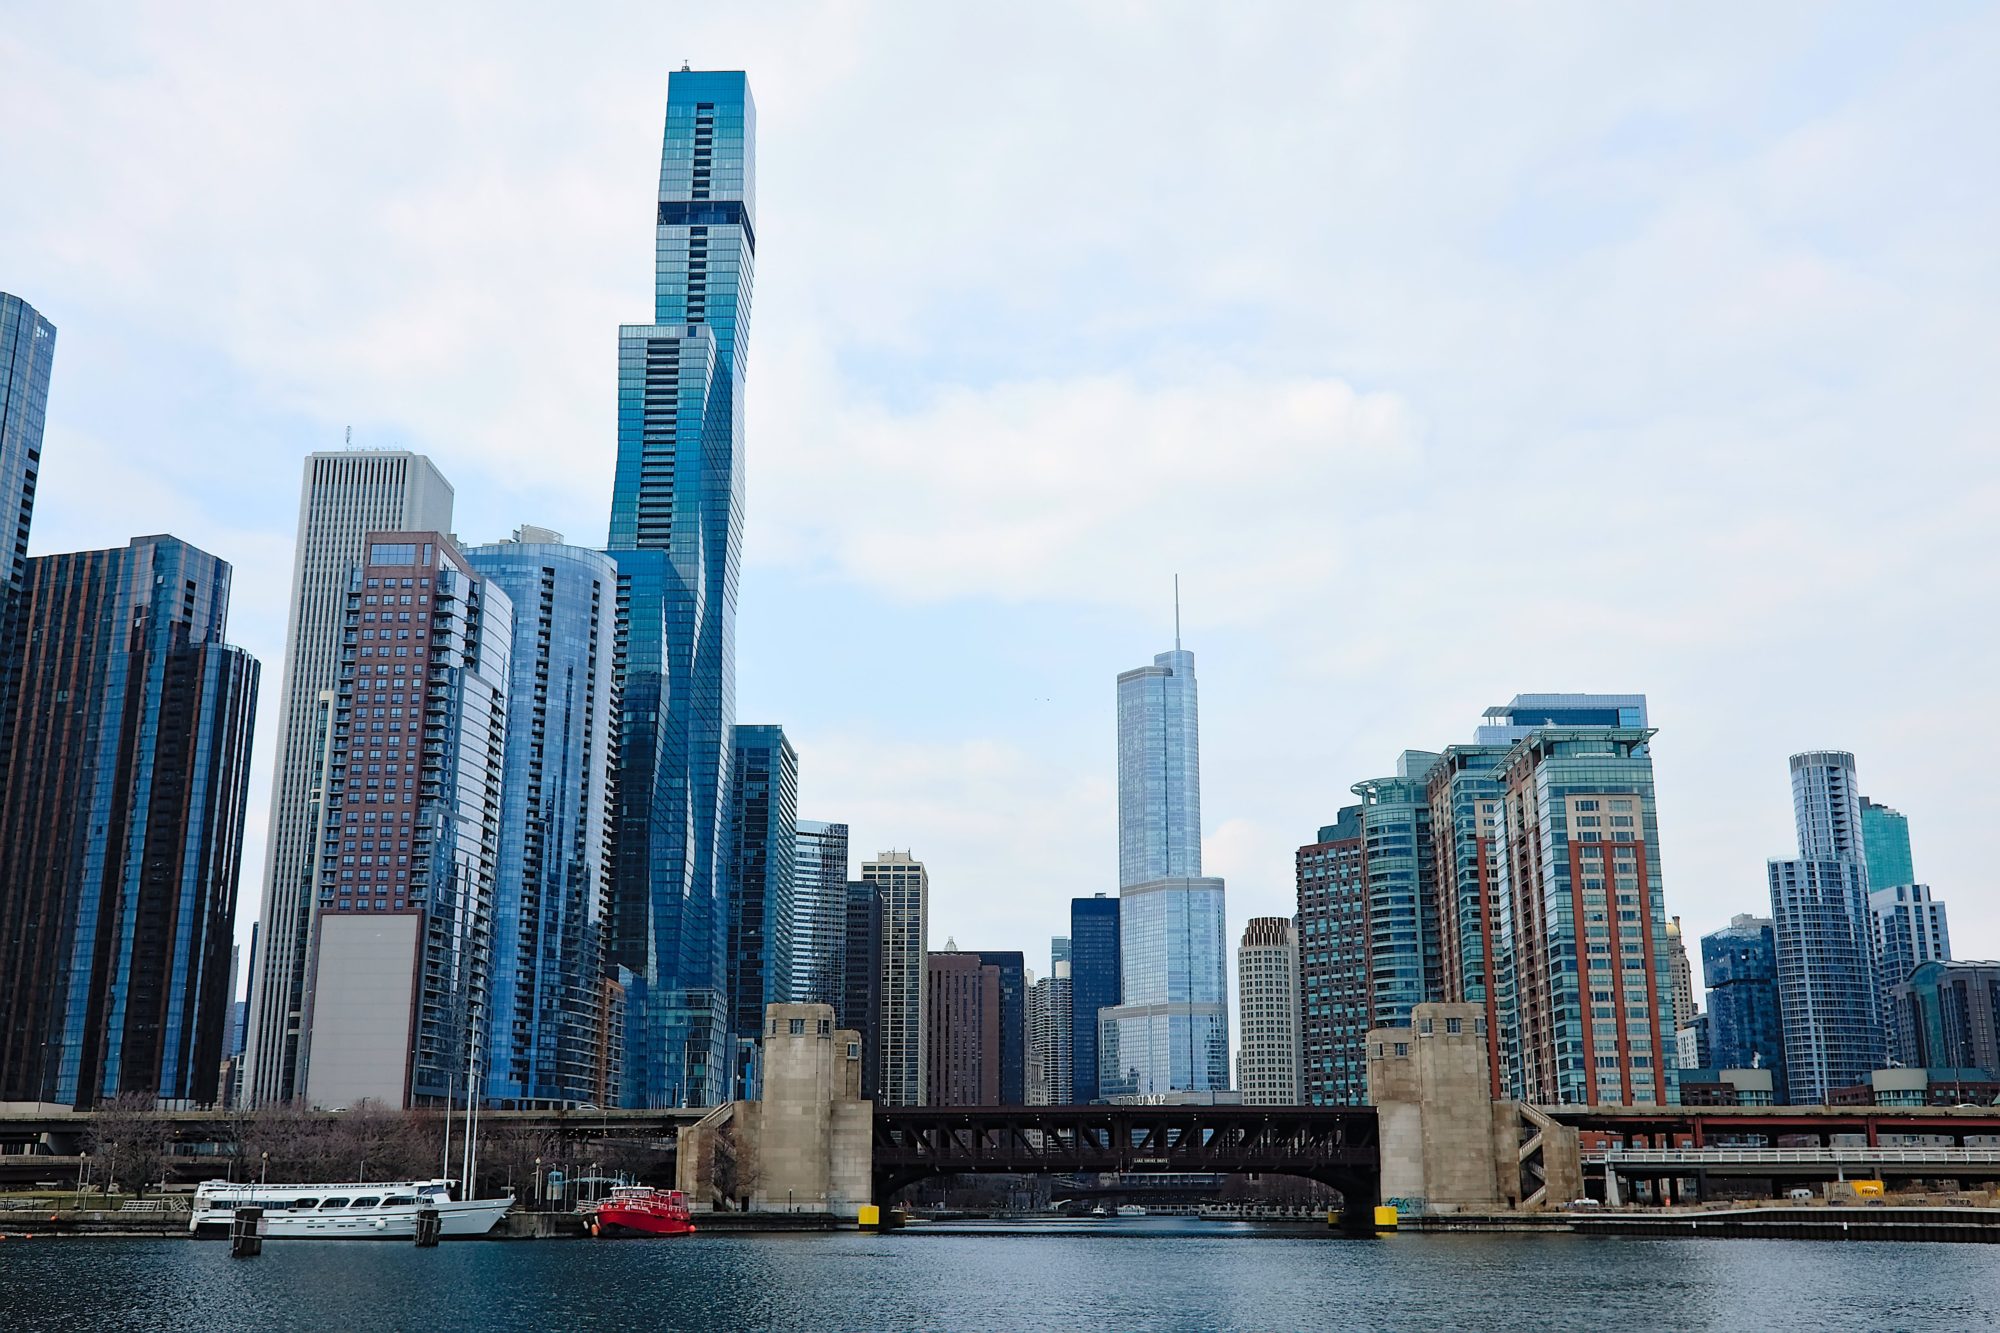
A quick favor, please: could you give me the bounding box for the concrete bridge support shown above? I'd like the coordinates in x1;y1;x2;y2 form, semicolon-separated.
1367;1002;1521;1213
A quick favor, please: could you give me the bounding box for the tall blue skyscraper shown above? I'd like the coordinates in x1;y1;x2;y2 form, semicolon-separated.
1859;798;1914;893
606;69;756;1108
1116;646;1201;887
1701;914;1787;1102
724;724;797;1067
0;294;55;798
1352;751;1443;1030
0;536;259;1107
1069;895;1121;1103
466;532;619;1107
1769;750;1883;1103
792;820;850;1009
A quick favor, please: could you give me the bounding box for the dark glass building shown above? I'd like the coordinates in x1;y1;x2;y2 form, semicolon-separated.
974;949;1026;1104
1894;960;2000;1077
842;880;883;1099
465;533;619;1107
1701;914;1788;1103
724;723;797;1095
1296;806;1368;1105
0;293;55;795
0;535;259;1107
1069;894;1121;1103
791;820;849;1009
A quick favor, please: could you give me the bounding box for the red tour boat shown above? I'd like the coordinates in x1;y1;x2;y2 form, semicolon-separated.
590;1186;696;1237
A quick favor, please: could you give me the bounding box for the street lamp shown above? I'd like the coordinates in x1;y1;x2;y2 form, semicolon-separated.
260;1152;269;1186
534;1157;542;1210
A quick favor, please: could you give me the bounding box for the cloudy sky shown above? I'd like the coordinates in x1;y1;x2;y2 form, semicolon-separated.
5;3;1997;994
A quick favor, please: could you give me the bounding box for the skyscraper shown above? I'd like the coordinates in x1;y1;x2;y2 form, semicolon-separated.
0;536;259;1108
1425;745;1511;1098
973;950;1027;1104
298;533;510;1109
842;879;883;1100
1352;752;1442;1030
1859;798;1914;893
464;531;619;1107
1869;884;1951;1065
1236;917;1301;1104
1069;894;1120;1103
865;851;928;1106
1493;724;1675;1106
1027;960;1073;1105
1769;750;1883;1103
1116;646;1200;886
724;725;798;1068
1893;960;2000;1076
244;451;453;1105
1700;914;1787;1102
792;820;850;1009
0;292;53;634
605;69;757;1109
1296;807;1369;1105
925;951;1001;1106
1665;917;1697;1032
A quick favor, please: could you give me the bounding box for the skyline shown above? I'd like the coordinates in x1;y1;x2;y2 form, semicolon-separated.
5;5;1999;994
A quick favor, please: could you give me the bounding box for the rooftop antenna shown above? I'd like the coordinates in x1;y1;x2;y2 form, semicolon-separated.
344;425;352;447
681;60;692;72
1174;573;1181;651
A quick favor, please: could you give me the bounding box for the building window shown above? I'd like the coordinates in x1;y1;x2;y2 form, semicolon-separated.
788;1018;805;1035
1446;1017;1463;1034
1394;1043;1409;1057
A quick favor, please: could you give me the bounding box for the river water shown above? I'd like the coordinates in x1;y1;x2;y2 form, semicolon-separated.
1;1217;1993;1331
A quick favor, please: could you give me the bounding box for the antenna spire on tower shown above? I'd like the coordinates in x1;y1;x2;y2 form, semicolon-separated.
1174;573;1181;650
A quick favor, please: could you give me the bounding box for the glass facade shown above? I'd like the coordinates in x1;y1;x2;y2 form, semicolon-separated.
1869;884;1951;1066
1859;797;1914;892
1116;648;1200;887
1425;745;1511;1098
1353;752;1442;1031
605;70;756;1108
1892;960;2000;1076
1700;914;1787;1102
1069;895;1120;1103
842;879;883;1100
724;724;797;1057
1296;808;1369;1105
0;292;52;601
1098;876;1230;1098
465;538;619;1107
0;536;259;1107
791;820;850;1009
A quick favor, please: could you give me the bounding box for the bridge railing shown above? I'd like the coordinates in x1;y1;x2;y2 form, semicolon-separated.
1594;1146;2000;1166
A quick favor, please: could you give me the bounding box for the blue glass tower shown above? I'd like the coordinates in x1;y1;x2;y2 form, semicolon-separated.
1352;751;1443;1030
725;724;797;1079
1116;648;1200;887
1069;895;1121;1103
466;534;619;1107
1701;914;1787;1102
606;70;756;1107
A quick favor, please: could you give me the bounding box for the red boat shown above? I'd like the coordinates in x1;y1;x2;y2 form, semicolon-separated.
589;1186;696;1237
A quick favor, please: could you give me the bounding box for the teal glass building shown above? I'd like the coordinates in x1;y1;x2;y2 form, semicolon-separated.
1353;751;1443;1031
466;535;619;1107
606;69;756;1107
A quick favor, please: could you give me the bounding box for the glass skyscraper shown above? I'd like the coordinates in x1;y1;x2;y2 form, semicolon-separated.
1116;647;1201;886
465;533;619;1107
1769;750;1883;1103
1859;798;1914;892
0;536;259;1107
606;69;756;1108
1069;894;1121;1103
1701;914;1787;1102
1296;808;1369;1105
0;293;55;801
792;820;850;1009
1353;751;1443;1031
724;724;798;1068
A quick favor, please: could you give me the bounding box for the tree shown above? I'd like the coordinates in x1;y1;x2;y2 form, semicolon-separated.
84;1093;173;1197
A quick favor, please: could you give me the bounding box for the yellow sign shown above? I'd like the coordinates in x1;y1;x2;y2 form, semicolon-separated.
1373;1205;1400;1229
1851;1180;1885;1198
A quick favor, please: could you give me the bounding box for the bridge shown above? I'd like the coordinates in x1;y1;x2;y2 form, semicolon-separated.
870;1105;1380;1224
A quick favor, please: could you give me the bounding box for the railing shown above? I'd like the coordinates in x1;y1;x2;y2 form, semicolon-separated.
1595;1147;2000;1166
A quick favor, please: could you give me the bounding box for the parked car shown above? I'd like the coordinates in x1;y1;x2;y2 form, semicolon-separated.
1566;1197;1602;1209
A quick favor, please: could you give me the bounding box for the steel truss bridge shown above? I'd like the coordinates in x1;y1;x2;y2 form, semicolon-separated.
870;1105;1381;1224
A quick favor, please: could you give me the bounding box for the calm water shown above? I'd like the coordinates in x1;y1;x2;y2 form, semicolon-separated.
1;1218;1994;1331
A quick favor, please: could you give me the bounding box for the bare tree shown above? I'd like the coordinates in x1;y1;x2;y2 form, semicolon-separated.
84;1093;173;1197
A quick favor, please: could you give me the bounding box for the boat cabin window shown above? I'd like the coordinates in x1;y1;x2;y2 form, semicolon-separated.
349;1197;382;1208
319;1197;351;1209
382;1195;418;1207
291;1198;319;1209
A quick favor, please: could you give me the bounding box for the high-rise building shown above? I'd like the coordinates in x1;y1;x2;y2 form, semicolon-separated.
841;879;883;1101
792;821;850;1009
464;532;619;1107
1892;960;2000;1076
1237;917;1301;1104
1700;914;1787;1102
1353;752;1442;1030
244;451;453;1105
864;851;928;1106
1116;646;1200;887
1869;884;1951;1066
1475;693;1649;744
1769;750;1883;1104
1099;877;1229;1099
1425;745;1511;1098
1493;725;1675;1106
1069;895;1120;1103
605;69;757;1110
298;534;510;1109
1027;960;1073;1105
1296;807;1369;1105
724;725;798;1076
1052;936;1072;968
0;294;54;698
925;951;1001;1105
974;950;1027;1104
1859;797;1914;893
0;536;258;1107
1665;917;1697;1032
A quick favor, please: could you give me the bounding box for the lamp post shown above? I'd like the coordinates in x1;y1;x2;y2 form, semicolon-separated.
260;1152;268;1186
534;1157;543;1211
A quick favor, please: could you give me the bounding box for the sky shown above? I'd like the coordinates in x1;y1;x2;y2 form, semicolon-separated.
4;2;1997;1000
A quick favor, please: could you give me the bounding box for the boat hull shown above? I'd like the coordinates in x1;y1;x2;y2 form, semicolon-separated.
594;1204;696;1237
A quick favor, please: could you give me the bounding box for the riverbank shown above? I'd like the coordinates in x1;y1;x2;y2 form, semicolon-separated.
1405;1204;2000;1243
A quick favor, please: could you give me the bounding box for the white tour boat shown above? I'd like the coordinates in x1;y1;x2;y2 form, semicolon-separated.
189;1179;513;1240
